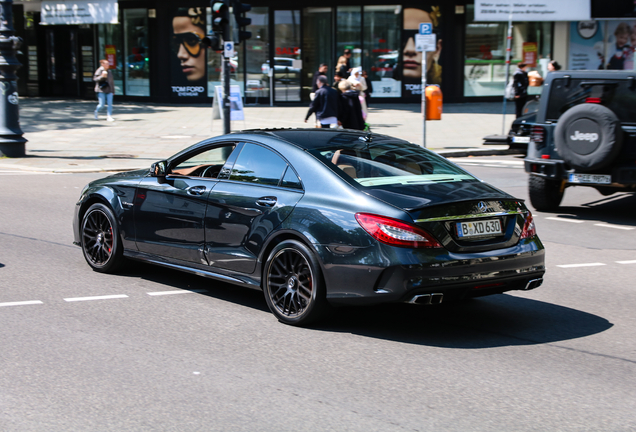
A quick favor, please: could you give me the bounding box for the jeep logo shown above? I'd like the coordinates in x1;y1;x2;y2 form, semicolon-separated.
570;131;599;142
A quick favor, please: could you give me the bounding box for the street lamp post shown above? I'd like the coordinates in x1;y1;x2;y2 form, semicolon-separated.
0;0;26;157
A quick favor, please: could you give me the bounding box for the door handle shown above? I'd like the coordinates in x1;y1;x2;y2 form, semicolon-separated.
256;196;277;207
186;185;206;196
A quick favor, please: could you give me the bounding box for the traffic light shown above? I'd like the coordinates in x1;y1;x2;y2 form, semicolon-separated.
204;32;221;52
211;0;229;36
232;1;252;44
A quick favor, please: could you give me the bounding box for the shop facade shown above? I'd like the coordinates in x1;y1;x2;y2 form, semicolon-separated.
15;0;569;104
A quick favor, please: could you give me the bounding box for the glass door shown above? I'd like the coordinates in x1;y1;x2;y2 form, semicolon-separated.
123;9;150;96
273;10;301;102
302;8;332;101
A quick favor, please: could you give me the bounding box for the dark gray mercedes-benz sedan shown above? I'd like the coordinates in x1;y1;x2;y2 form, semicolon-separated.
74;129;545;326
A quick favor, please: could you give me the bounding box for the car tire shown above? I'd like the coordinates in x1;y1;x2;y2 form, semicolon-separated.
528;176;564;212
554;103;623;172
263;240;329;326
81;203;125;273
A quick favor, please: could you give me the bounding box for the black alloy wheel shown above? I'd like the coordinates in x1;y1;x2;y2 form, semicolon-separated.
263;240;328;326
81;203;124;273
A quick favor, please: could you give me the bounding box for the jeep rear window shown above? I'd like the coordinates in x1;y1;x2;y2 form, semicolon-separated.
546;79;636;124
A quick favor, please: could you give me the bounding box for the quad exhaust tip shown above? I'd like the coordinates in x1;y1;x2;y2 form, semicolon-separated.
524;278;543;291
408;293;444;305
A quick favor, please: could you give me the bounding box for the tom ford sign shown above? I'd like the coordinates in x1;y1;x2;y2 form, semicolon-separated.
41;1;118;25
474;0;591;22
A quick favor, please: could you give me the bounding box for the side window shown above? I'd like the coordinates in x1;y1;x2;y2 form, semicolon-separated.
171;144;236;178
230;143;287;186
281;166;302;189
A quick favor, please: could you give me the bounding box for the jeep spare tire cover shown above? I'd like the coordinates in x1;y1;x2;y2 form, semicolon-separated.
554;103;623;172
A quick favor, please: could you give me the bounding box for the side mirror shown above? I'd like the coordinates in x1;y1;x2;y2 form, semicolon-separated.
150;160;167;177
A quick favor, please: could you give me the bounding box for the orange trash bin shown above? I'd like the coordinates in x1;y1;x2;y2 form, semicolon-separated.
425;85;442;120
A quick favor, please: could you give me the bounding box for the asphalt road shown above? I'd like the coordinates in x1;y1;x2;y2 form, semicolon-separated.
1;160;635;431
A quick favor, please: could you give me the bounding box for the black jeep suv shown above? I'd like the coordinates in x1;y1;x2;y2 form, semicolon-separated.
525;70;636;211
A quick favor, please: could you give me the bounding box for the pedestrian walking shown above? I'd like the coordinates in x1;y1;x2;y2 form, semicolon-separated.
361;70;372;107
336;56;349;79
311;63;328;99
547;60;561;72
337;80;365;130
304;76;339;128
333;72;345;92
94;59;115;122
343;49;353;75
513;63;529;118
347;67;368;120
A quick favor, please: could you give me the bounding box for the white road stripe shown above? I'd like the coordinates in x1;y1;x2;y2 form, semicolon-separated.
557;263;606;268
147;289;207;296
545;217;585;223
64;294;129;302
616;260;636;264
0;300;44;307
593;223;635;230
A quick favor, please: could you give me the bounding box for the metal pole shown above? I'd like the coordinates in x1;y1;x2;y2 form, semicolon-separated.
222;2;231;135
502;10;513;135
0;0;26;157
421;49;427;148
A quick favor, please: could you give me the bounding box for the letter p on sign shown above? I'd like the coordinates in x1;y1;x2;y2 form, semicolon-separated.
419;23;432;35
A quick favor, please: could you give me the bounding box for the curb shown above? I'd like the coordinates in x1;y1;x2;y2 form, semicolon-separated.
0;147;520;174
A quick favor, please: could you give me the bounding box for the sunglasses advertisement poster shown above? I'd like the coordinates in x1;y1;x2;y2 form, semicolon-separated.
399;6;442;99
171;7;208;97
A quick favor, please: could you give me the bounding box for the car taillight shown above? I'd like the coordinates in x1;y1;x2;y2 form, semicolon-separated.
520;211;536;239
531;125;545;144
355;213;442;248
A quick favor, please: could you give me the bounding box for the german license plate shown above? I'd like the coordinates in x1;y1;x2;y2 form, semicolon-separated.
568;173;611;184
456;219;503;238
512;136;530;143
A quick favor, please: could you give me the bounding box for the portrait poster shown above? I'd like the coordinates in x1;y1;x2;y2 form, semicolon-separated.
170;7;208;97
399;5;442;100
605;20;636;70
569;20;636;71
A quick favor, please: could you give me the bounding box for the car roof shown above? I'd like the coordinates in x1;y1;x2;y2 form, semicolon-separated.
236;128;411;151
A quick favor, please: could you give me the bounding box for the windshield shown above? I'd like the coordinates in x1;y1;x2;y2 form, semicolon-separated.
309;141;476;187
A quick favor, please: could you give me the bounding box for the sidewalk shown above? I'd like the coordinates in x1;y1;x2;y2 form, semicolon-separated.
0;98;517;173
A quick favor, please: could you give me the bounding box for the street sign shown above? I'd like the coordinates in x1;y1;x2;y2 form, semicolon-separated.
415;34;436;52
224;41;234;58
419;23;432;35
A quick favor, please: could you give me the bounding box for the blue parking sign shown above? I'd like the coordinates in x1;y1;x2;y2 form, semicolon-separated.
419;23;432;35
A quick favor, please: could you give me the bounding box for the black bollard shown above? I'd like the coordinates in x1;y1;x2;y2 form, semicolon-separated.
0;0;26;158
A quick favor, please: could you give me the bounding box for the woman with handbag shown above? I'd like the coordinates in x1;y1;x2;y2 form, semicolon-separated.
94;59;115;122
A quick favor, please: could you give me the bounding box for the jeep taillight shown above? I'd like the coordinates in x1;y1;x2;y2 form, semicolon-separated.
531;125;545;144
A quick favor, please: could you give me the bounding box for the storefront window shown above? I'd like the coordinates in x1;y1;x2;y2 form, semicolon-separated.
245;7;269;102
274;10;301;102
464;4;552;97
337;6;362;69
97;24;123;95
363;5;401;98
303;8;332;100
123;9;149;96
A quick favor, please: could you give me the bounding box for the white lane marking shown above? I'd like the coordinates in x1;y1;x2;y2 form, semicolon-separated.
616;260;636;264
64;294;129;302
593;223;635;230
557;263;606;268
0;300;44;307
147;289;207;296
545;217;585;223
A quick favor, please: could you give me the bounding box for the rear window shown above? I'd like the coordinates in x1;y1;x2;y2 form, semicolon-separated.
309;142;476;187
546;78;636;124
